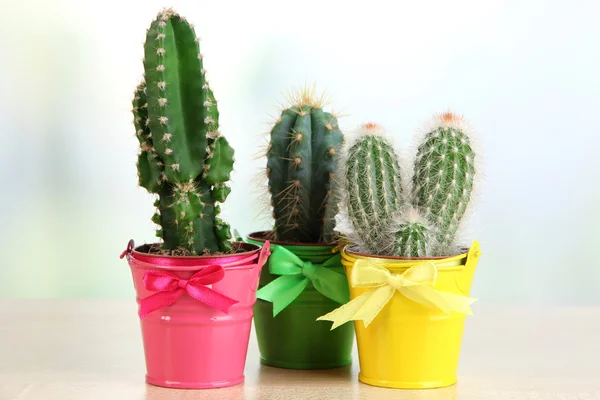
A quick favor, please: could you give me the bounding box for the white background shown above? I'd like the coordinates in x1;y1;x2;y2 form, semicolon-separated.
2;0;599;303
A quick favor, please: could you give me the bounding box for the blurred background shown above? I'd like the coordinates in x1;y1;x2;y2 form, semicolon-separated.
1;0;599;304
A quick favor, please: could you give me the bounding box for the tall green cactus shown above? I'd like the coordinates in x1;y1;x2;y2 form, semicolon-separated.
132;8;234;254
266;89;344;243
341;114;477;258
412;112;476;252
344;124;403;254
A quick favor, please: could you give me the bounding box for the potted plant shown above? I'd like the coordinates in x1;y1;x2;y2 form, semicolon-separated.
119;8;269;389
317;116;482;389
246;87;354;369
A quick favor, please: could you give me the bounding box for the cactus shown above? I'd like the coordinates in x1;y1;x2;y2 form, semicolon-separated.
412;112;476;252
392;208;431;257
132;8;235;254
344;123;403;254
266;88;344;243
339;114;477;258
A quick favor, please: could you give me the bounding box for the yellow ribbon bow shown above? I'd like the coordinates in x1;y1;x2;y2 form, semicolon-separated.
317;259;477;330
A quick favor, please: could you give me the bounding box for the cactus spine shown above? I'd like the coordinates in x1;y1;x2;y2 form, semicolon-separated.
344;124;403;253
266;89;344;243
340;114;477;258
132;8;234;254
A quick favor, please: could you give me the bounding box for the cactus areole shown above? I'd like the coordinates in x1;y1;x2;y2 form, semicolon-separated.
132;8;235;255
266;88;344;244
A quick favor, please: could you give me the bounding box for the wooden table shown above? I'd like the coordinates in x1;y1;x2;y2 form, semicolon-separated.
1;300;598;399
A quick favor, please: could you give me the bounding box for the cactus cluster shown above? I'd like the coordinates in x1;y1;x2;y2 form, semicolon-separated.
129;9;477;258
265;88;344;243
132;8;235;255
340;113;477;257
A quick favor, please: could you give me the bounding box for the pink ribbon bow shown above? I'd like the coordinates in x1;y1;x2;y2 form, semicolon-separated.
139;265;238;318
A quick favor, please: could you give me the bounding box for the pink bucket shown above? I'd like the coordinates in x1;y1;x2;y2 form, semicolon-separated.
121;240;270;389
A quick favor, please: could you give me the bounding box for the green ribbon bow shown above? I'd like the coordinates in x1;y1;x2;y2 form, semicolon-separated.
256;245;350;317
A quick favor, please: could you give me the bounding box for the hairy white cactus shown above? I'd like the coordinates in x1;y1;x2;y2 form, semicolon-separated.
391;207;433;258
342;123;403;254
336;113;478;257
412;112;476;254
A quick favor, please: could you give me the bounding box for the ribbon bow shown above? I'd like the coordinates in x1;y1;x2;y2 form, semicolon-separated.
256;246;350;317
317;259;476;329
139;265;238;318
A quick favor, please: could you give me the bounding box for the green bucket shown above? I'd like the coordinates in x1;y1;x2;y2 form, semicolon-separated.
247;231;354;369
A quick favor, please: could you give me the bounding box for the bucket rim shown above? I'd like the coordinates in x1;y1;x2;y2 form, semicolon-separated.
125;241;263;271
342;243;475;272
344;246;470;261
247;231;337;249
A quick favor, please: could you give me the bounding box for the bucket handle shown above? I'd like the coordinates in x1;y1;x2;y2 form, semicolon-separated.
120;239;135;261
453;240;481;294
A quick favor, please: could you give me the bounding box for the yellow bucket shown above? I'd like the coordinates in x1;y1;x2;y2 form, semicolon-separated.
341;241;481;389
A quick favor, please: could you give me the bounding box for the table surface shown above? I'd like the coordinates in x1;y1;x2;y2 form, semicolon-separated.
1;300;599;400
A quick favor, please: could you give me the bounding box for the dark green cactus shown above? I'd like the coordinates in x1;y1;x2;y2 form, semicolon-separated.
266;90;344;243
344;124;403;254
412;113;476;252
132;8;234;254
